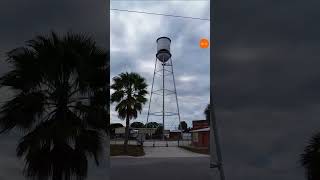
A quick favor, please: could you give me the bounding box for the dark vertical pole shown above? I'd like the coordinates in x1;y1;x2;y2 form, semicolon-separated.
211;0;226;180
106;0;110;180
210;106;225;180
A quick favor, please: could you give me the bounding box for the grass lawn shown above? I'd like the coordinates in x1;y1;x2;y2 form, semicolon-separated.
179;146;209;155
111;144;145;157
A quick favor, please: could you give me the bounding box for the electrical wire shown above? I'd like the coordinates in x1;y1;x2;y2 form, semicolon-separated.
110;8;210;21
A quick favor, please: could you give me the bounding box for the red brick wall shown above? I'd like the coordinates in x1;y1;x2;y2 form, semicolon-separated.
169;132;181;140
199;132;209;147
192;131;209;147
192;120;209;130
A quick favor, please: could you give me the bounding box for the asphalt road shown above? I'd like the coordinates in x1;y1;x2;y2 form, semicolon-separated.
143;146;209;157
111;157;217;180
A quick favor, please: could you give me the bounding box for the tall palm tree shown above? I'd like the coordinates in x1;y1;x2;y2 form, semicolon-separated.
301;132;320;180
110;72;148;153
0;32;109;180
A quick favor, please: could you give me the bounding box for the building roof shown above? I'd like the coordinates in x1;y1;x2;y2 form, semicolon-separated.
190;127;210;132
170;130;183;133
115;127;158;134
192;120;207;123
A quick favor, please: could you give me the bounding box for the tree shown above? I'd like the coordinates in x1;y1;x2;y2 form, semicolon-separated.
110;123;124;137
144;122;160;139
130;122;144;128
110;72;148;153
178;121;188;132
204;104;211;125
144;122;159;128
301;132;320;180
0;32;108;180
185;127;192;133
155;124;164;139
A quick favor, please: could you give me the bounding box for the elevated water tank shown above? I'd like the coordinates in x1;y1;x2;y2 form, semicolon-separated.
156;37;171;62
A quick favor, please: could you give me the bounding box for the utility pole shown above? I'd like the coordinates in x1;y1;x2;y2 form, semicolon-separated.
210;1;226;178
209;103;226;180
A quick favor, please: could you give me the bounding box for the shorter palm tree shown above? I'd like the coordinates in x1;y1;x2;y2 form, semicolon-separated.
301;132;320;180
110;72;148;153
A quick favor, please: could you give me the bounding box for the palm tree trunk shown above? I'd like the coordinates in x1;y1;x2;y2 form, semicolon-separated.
124;116;130;153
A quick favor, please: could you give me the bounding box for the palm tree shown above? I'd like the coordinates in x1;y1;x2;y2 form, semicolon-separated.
110;72;148;153
0;32;109;180
301;132;320;180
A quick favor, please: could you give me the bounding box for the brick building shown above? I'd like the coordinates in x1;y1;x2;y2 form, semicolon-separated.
190;120;210;147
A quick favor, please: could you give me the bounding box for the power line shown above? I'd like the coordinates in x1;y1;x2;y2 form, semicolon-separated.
110;8;210;21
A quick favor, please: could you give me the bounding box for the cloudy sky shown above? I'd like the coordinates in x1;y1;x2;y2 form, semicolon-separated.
0;0;320;180
110;1;210;129
214;0;320;180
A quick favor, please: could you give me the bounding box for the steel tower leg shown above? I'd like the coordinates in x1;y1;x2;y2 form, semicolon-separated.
146;57;158;147
146;57;158;123
162;60;165;141
169;58;182;146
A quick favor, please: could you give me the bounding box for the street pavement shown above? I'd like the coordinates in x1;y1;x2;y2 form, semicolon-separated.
111;141;215;180
111;157;216;180
143;146;208;158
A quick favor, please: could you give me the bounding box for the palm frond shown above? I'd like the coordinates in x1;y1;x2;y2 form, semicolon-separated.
0;91;47;132
301;132;320;180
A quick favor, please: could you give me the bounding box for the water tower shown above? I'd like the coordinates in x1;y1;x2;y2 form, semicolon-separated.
146;37;181;142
